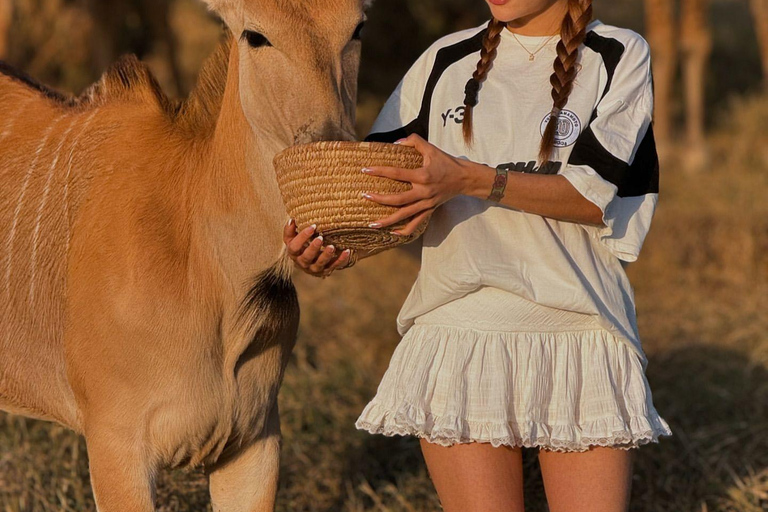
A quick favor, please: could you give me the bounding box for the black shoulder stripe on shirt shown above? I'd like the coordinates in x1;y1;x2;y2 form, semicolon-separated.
365;28;487;143
569;122;660;197
569;31;658;197
584;31;625;106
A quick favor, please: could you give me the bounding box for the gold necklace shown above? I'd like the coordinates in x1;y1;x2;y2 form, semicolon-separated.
510;33;558;61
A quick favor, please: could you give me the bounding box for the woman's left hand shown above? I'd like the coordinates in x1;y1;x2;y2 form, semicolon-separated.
361;134;470;236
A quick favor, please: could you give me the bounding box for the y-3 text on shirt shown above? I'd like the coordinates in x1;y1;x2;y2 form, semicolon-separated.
441;106;466;127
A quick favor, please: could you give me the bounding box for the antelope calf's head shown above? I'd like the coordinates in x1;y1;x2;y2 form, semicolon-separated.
204;0;367;145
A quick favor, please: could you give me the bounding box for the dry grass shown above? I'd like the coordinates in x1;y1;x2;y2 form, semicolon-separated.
1;1;767;510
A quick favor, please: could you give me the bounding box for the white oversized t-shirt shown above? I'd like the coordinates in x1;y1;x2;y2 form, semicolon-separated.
366;20;660;368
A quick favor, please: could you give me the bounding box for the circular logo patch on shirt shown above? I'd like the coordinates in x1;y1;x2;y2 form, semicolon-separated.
539;109;582;148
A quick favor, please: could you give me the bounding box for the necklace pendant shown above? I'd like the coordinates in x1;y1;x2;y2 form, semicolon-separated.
529;54;535;61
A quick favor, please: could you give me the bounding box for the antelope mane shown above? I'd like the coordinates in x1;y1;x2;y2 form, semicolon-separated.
0;31;233;138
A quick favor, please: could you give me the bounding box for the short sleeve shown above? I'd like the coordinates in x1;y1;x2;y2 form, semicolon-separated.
558;34;660;262
365;44;437;142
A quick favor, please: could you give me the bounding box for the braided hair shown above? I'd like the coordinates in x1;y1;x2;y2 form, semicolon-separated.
461;18;505;146
540;0;593;163
461;0;594;164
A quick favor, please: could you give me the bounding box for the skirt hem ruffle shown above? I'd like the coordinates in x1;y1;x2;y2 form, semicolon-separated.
355;401;673;452
355;319;673;453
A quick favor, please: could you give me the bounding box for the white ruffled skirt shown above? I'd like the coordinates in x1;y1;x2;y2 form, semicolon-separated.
355;286;673;452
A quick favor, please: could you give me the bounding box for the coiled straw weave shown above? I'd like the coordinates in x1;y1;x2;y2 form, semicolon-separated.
273;141;429;252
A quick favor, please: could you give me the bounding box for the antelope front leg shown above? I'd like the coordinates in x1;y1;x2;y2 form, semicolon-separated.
86;430;156;512
208;405;282;512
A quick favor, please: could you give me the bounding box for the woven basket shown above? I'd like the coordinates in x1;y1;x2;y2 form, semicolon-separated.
273;141;428;252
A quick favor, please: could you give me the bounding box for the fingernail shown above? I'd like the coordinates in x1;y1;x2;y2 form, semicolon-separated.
361;167;372;173
327;245;335;252
304;224;316;233
343;249;351;256
286;218;292;226
369;222;381;228
394;140;403;145
362;193;373;200
392;231;402;236
314;235;323;244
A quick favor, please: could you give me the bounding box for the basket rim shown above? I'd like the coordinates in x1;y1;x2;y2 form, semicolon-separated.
273;140;422;166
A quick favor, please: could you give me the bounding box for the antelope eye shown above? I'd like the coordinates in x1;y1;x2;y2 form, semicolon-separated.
352;22;365;41
242;30;271;48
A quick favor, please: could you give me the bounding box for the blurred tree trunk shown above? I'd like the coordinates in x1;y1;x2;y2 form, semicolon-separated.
751;0;768;90
138;0;184;95
83;0;184;96
0;0;11;59
644;0;677;161
680;0;711;172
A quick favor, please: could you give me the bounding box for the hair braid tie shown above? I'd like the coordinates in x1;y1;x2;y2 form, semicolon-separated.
461;18;505;146
464;78;481;107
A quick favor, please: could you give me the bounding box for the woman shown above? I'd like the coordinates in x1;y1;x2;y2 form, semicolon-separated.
284;0;672;510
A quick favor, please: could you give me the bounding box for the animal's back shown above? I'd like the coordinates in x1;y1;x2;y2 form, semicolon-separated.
0;55;181;428
0;37;230;429
0;70;95;426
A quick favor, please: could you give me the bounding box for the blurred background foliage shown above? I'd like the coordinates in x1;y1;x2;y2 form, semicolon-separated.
1;0;767;511
1;0;766;132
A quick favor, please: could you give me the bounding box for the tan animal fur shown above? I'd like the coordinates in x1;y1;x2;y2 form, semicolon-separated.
0;0;366;510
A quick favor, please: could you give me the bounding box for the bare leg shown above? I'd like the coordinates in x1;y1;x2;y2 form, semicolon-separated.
538;446;636;512
208;406;282;512
86;430;156;512
419;439;525;512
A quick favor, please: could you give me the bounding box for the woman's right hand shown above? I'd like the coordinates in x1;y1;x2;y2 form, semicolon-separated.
283;219;354;278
